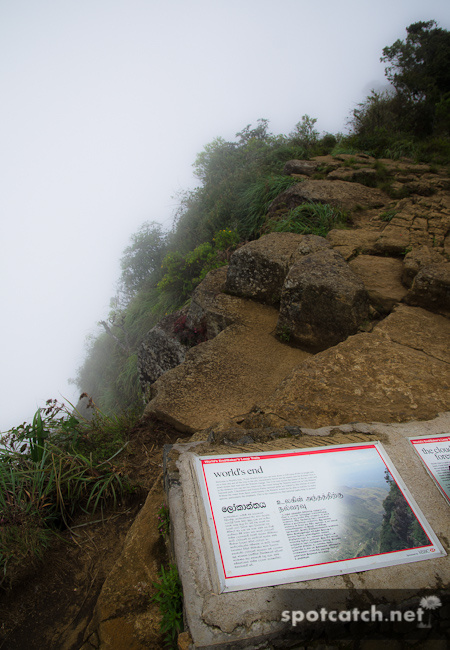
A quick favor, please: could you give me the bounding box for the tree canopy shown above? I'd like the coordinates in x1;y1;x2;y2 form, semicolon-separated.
118;221;168;301
380;20;450;136
381;20;450;106
349;19;450;147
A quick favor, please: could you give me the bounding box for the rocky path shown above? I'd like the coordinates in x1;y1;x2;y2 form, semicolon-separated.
144;156;450;438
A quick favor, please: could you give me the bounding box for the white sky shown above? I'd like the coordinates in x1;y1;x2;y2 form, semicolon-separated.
1;0;449;432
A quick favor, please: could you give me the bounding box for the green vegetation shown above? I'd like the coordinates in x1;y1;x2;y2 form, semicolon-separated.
266;202;348;238
379;209;398;222
157;227;240;304
0;400;139;588
151;563;183;647
118;221;169;306
157;502;170;539
346;20;450;162
277;325;292;344
71;19;449;417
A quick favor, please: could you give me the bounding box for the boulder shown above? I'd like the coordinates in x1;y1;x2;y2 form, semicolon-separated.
138;268;241;399
405;262;450;315
225;232;304;305
402;246;446;287
137;313;190;398
373;224;412;255
185;266;234;339
276;248;370;350
348;255;407;312
374;304;450;364
283;159;320;176
333;153;375;163
293;233;331;256
268;179;387;215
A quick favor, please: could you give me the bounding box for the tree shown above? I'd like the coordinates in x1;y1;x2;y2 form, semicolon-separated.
118;221;168;302
382;21;450;103
235;118;271;145
381;20;450;134
289;115;319;151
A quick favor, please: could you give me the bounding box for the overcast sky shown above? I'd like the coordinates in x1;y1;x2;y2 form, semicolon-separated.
1;0;449;432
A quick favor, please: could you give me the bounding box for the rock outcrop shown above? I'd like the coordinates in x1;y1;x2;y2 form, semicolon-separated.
259;305;450;429
282;159;320;176
405;261;450;316
144;295;311;433
88;155;450;649
138;269;236;398
139;156;450;434
268;178;387;214
348;255;407;313
137;313;190;395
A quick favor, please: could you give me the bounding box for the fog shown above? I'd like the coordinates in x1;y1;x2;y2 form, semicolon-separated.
1;0;448;432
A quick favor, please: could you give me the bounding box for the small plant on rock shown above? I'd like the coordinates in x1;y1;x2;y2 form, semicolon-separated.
379;209;398;222
278;325;292;343
151;563;183;647
157;503;170;539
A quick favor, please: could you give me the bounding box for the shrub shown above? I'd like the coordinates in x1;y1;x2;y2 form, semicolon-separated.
379;209;398;222
213;227;240;252
157;242;219;303
158;228;242;303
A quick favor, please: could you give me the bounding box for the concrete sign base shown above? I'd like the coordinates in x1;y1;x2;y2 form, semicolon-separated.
165;414;450;649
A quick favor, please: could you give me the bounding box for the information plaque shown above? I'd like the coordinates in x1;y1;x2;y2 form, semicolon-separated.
410;433;450;504
195;442;445;592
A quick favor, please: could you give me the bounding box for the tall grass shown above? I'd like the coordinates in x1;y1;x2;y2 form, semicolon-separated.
0;403;138;588
237;175;299;238
266;202;348;238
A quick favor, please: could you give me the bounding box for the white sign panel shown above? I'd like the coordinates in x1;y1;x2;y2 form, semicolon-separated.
410;433;450;504
195;442;445;592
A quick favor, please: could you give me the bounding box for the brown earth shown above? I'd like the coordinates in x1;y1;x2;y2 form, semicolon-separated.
146;297;311;433
0;418;186;650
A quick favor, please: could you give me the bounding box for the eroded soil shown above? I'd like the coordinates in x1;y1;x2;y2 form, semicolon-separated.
0;417;186;650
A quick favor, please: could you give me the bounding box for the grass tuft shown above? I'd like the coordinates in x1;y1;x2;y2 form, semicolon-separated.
238;175;299;238
265;202;348;238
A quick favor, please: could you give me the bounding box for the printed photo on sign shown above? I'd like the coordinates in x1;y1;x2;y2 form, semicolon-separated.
195;442;445;592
